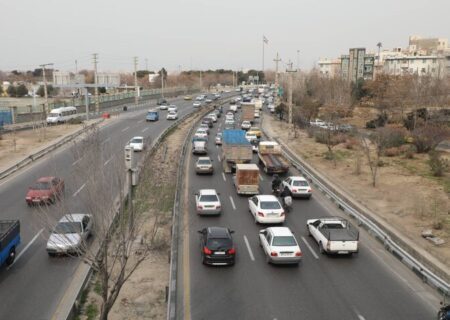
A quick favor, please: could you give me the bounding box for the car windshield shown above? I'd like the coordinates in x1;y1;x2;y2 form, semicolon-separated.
272;236;297;247
293;180;309;187
54;221;82;234
169;111;176;115
131;138;142;143
198;159;211;165
193;137;207;142
260;201;281;210
33;182;51;190
206;237;232;250
199;195;219;202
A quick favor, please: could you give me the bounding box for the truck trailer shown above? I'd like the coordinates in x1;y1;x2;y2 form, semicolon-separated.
221;130;253;173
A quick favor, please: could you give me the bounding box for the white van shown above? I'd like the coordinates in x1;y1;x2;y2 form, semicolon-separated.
46;107;78;124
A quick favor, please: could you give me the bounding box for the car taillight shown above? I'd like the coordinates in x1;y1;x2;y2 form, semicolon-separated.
295;251;302;257
270;252;278;257
197;205;203;210
292;189;297;192
280;211;285;216
216;205;221;209
257;211;264;217
228;248;236;255
307;189;312;193
203;247;212;255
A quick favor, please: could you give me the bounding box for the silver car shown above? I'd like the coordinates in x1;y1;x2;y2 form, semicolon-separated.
195;157;214;174
46;213;93;256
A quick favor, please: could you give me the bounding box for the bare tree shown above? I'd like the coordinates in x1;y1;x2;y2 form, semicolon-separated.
38;125;163;320
360;127;391;187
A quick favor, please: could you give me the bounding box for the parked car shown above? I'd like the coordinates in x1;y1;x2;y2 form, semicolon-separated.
215;132;223;145
248;195;285;224
198;227;235;266
195;157;214;174
46;213;93;256
128;136;145;152
195;189;222;215
281;176;312;199
241;121;252;130
196;95;204;101
26;176;65;205
166;111;178;120
259;227;302;265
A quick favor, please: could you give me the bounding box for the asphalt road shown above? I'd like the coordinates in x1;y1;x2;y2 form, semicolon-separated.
180;104;440;320
0;94;233;320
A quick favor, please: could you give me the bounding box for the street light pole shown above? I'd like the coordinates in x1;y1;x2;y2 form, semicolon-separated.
39;63;53;118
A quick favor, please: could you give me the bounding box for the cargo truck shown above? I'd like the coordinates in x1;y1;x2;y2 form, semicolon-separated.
221;130;253;173
241;102;255;123
0;220;20;267
233;163;260;195
258;141;290;174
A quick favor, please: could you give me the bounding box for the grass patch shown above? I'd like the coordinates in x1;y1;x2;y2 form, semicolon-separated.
94;278;103;296
86;303;99;320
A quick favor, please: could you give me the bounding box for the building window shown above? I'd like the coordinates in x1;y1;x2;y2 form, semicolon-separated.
422;59;426;63
432;59;436;63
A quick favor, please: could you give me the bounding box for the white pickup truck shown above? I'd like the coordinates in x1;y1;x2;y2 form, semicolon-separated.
306;217;359;255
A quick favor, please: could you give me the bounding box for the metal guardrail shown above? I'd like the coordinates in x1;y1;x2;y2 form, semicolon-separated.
262;126;450;297
167;95;238;320
0;120;104;181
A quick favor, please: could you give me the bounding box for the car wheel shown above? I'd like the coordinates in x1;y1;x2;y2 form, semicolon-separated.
307;226;312;236
265;254;271;264
48;252;56;257
319;242;325;254
5;247;16;265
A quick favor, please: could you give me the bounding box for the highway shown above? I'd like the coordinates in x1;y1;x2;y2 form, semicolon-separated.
0;94;232;320
180;103;440;320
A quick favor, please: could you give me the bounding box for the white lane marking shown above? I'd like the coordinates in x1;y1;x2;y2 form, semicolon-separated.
222;172;226;182
217;155;221;161
259;174;264;181
72;183;86;197
72;157;82;166
121;126;130;132
229;196;236;210
7;228;44;269
137;119;145;124
301;236;319;259
243;235;255;261
102;137;110;144
357;315;366;320
104;156;113;166
142;127;149;133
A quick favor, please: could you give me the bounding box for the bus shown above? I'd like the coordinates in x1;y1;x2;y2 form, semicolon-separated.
46;106;78;124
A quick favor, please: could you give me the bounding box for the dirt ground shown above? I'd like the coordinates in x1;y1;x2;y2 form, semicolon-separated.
0;123;92;171
263;114;450;277
78;109;208;320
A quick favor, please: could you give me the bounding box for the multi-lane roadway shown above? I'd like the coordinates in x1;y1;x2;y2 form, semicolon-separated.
0;94;232;320
180;103;440;320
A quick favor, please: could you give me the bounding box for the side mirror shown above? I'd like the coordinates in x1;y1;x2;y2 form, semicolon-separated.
229;230;235;234
259;229;266;234
197;230;203;234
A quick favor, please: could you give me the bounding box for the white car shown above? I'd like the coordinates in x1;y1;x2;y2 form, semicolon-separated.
195;128;208;138
248;195;285;224
166;111;178;120
207;113;217;122
46;213;93;256
199;123;210;133
254;111;260;118
229;105;237;113
195;189;222;215
281;176;312;199
168;105;178;112
225;114;234;121
241;121;252;130
225;119;235;126
193;101;202;108
160;104;169;110
245;132;258;142
215;133;222;145
196;95;204;101
259;227;302;264
128;136;144;152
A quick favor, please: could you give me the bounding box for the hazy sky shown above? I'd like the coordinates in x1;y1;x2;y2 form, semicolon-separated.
1;0;449;73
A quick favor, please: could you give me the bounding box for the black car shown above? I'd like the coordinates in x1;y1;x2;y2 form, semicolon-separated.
202;117;214;128
198;227;235;266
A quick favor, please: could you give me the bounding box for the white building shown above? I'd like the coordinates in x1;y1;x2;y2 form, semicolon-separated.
383;55;446;78
317;58;341;78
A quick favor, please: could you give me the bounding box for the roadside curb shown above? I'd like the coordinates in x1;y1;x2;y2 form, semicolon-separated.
0;119;104;182
261;116;450;297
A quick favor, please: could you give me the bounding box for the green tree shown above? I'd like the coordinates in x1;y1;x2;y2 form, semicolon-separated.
16;84;28;97
0;85;3;96
136;70;150;78
37;85;55;97
7;85;16;97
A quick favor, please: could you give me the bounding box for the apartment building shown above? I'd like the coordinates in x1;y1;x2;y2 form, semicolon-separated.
384;55;447;78
317;58;341;78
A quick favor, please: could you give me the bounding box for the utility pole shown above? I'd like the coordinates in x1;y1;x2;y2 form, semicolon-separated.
199;70;202;91
92;53;99;113
161;68;165;98
273;53;281;107
39;63;53;118
297;50;300;71
145;58;148;71
286;60;295;126
133;56;139;106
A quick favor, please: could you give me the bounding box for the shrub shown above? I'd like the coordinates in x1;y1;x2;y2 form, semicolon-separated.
428;151;449;177
314;130;328;144
344;137;359;150
411;125;450;153
399;144;417;159
306;126;315;138
384;147;401;157
377;126;407;148
366;112;388;129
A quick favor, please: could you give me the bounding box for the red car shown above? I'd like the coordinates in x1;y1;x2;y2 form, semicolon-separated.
25;177;65;205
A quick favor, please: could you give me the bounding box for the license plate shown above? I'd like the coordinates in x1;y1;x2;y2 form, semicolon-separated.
269;212;277;216
205;205;214;208
338;251;348;254
280;253;292;256
214;251;225;255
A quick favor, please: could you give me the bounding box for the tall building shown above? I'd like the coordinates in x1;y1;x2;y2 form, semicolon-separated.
340;48;374;82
